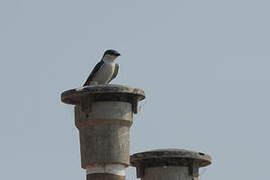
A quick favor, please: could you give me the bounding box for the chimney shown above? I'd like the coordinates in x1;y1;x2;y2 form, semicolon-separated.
61;84;145;180
130;149;211;180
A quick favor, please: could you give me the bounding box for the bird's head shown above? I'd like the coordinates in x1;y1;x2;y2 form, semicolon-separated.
102;49;121;62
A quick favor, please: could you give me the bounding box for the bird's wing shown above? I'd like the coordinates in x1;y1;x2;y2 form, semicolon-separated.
83;61;104;86
108;63;119;83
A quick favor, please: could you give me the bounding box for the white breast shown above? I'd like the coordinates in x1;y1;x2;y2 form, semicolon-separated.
93;62;115;84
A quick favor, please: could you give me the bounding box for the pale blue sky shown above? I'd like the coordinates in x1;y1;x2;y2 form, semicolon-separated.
1;0;270;179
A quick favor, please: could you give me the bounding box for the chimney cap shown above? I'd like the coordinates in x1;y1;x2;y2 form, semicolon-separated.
61;84;145;105
130;148;211;168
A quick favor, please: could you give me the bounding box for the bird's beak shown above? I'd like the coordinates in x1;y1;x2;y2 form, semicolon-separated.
116;53;121;56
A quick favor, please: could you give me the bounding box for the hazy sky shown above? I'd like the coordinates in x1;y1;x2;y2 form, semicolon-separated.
1;0;270;179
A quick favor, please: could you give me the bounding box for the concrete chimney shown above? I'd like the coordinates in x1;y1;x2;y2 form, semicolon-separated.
131;149;211;180
61;84;145;180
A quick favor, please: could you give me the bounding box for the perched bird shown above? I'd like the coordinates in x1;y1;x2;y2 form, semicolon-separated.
83;49;121;86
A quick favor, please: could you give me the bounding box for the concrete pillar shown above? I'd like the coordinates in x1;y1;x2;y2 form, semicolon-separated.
61;84;145;180
131;149;211;180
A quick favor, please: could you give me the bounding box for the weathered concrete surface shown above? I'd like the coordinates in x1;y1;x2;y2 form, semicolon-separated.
75;101;133;128
143;166;191;180
61;84;145;172
130;149;211;180
87;173;125;180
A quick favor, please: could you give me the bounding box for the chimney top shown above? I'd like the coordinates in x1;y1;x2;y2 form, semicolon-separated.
131;149;211;168
61;84;145;113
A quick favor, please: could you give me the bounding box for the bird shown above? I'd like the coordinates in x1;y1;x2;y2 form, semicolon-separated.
83;49;121;86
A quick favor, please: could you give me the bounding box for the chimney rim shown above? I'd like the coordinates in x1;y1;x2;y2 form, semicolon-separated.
61;84;145;105
130;148;211;168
